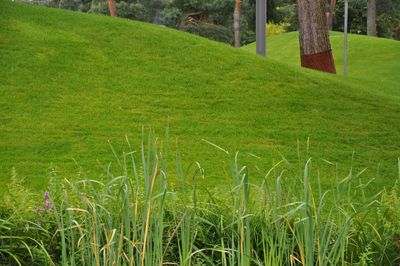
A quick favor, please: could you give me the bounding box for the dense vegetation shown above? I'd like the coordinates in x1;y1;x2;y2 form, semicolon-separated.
23;0;400;44
2;134;400;265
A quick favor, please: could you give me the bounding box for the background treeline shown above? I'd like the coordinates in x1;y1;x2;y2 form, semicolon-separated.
24;0;400;44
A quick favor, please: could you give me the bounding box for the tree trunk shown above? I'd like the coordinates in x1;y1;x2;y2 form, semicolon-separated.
234;0;241;48
367;0;377;36
297;0;336;73
325;0;336;31
108;0;117;17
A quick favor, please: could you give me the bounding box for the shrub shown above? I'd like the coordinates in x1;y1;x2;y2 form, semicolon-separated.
185;23;233;44
87;2;108;15
373;180;400;264
395;25;400;40
159;6;182;28
116;2;147;21
274;3;297;30
0;170;56;265
266;22;290;36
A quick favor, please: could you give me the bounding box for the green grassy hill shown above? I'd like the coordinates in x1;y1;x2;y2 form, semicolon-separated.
1;0;399;192
243;31;400;98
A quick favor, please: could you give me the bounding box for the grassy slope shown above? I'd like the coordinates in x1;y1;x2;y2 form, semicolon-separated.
1;0;399;192
243;31;400;99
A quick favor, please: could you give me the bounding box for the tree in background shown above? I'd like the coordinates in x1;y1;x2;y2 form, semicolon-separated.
325;0;336;30
329;0;400;39
143;0;168;22
234;0;241;47
26;0;400;43
367;0;377;35
376;0;400;39
160;0;257;46
108;0;117;16
297;0;336;73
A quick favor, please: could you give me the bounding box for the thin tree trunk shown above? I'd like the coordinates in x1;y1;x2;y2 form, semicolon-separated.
108;0;117;17
297;0;336;73
325;0;336;30
367;0;377;36
234;0;241;48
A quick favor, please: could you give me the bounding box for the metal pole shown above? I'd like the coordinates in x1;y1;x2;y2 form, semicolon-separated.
344;0;348;77
256;0;266;57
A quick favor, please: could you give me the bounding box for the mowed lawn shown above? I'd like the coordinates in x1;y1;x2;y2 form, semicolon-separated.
243;31;400;98
0;0;399;192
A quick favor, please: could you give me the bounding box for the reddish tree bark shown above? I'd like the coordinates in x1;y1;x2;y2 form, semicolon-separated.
108;0;117;17
297;0;336;73
301;50;336;73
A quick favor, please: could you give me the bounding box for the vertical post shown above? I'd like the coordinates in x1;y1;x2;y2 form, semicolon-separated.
344;0;348;77
256;0;266;57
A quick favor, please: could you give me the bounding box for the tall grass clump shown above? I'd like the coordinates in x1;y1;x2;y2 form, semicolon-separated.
1;133;399;265
0;169;56;265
